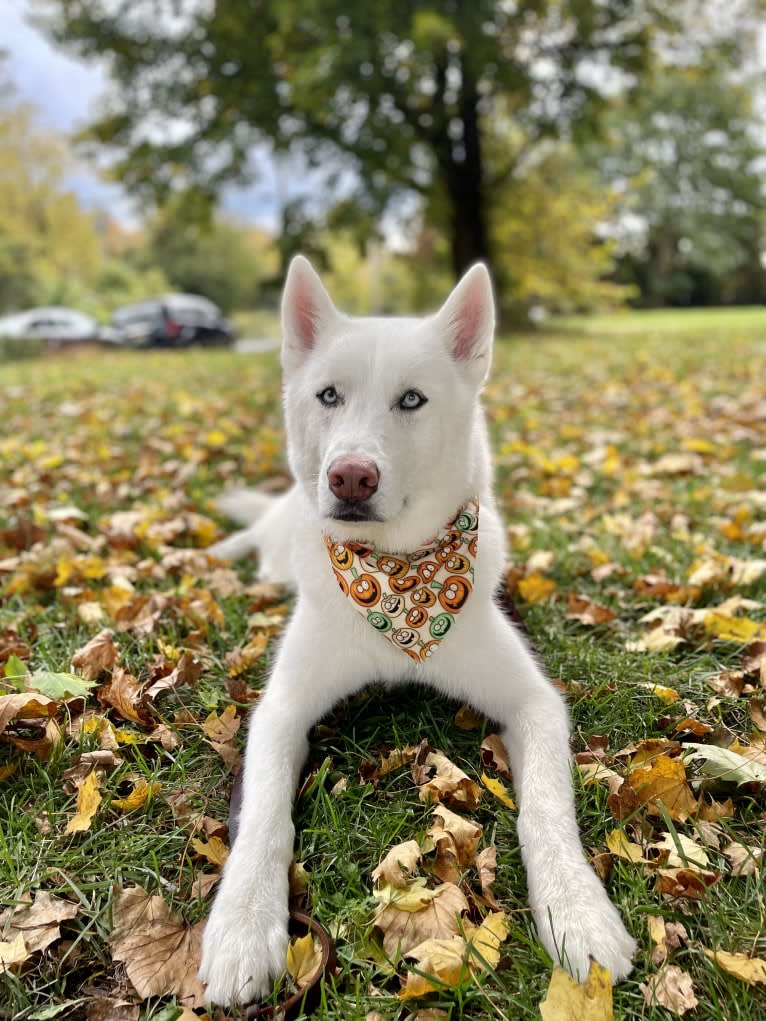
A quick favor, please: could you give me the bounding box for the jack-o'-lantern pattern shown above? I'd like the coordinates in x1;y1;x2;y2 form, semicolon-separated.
323;497;479;663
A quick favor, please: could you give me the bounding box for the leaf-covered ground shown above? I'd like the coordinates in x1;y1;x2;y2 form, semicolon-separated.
1;309;766;1021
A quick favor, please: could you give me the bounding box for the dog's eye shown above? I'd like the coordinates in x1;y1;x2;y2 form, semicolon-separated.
398;390;427;411
317;386;341;407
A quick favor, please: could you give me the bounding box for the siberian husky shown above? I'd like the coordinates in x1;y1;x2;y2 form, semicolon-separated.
199;257;635;1005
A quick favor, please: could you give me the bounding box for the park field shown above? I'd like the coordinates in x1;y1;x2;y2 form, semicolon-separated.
1;307;766;1020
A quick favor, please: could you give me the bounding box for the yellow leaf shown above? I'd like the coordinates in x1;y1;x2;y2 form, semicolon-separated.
517;572;557;604
605;829;644;863
539;962;614;1021
111;779;161;812
626;754;698;822
480;772;516;810
705;614;766;643
65;770;102;833
703;949;766;985
637;683;681;704
190;835;230;866
467;911;509;972
0;932;28;973
399;936;467;999
286;933;323;990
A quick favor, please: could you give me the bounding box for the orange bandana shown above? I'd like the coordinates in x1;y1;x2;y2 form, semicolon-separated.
324;499;479;664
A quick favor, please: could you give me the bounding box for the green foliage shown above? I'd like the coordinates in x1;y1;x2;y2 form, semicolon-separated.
589;61;766;307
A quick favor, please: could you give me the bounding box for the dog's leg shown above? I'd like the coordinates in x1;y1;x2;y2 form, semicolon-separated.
199;606;364;1005
441;604;636;982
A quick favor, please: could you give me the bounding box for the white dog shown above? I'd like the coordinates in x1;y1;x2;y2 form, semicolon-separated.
198;257;635;1005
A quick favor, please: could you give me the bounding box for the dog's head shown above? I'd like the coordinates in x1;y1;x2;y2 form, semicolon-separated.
280;256;495;546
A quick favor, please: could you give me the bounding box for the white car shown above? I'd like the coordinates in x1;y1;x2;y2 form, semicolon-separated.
0;306;104;346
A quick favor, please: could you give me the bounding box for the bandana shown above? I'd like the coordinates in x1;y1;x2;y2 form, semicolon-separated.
324;499;479;664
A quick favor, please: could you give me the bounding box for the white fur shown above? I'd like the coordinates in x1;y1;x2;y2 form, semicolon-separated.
199;258;635;1005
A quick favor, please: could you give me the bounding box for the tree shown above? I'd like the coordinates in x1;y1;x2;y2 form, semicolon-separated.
589;61;765;306
38;0;668;279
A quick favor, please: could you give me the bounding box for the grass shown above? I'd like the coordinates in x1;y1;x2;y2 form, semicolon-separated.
1;307;766;1019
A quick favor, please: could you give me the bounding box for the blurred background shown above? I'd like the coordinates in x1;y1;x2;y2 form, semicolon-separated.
1;0;764;352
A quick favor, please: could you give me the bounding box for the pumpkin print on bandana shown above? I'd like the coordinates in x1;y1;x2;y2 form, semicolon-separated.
324;499;479;664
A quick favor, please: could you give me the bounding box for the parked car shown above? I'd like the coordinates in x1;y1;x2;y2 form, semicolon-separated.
0;306;104;347
110;294;234;348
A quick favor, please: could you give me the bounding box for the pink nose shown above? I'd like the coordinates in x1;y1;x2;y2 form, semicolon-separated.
327;456;380;503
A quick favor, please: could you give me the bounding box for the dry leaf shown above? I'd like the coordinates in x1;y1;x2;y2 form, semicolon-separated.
626;754;698;821
605;829;644;863
427;805;483;884
98;667;153;725
190;835;230;867
466;910;509;972
65;769;102;833
517;572;557;604
0;692;56;735
539;961;613;1021
647;916;688;965
70;629;119;680
475;846;500;908
85;997;140;1021
656;867;719;899
225;633;269;677
373;881;469;956
454;703;483;731
648;832;710;870
415;750;482;810
111;779;161;812
703;948;766;985
640;964;698;1015
566;593;616;626
0;932;27;973
723;840;763;877
373;840;423;888
0;890;79;955
110;886;205;1005
399;936;467;999
286;932;323;991
480;733;512;778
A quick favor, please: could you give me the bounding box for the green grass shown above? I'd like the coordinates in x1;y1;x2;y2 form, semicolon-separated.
1;308;766;1019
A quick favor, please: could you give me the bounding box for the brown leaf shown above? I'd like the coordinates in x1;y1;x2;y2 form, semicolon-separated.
647;916;688;966
640;964;698;1015
98;668;154;725
480;734;512;779
0;932;27;973
566;592;616;626
454;704;484;731
70;629;119;681
109;886;206;1005
427;805;483;884
626;754;698;821
372;840;423;887
0;692;56;735
0;890;78;954
225;633;269;677
86;998;140;1021
475;845;500;908
743;641;766;685
723;840;764;877
656;867;719;899
373;881;469;957
144;651;202;699
415;751;482;810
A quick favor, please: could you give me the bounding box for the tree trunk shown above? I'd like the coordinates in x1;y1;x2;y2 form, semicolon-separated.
444;82;491;279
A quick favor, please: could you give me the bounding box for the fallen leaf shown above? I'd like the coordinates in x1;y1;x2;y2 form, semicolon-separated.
110;886;205;1005
372;840;423;888
415;750;482;810
286;932;323;991
637;682;681;704
648;832;710;870
566;593;616;626
475;845;500;908
480;772;516;809
70;629;119;680
0;932;27;973
467;910;509;971
626;754;698;821
84;998;140;1021
399;936;467;999
98;668;153;725
656;867;719;899
0;890;79;954
640;964;698;1015
65;769;102;834
517;572;557;604
454;703;483;731
703;948;766;985
480;734;512;779
723;841;764;877
225;633;269;677
683;742;766;785
605;829;644;863
427;805;483;884
0;693;56;735
539;961;613;1021
373;881;469;956
111;779;161;812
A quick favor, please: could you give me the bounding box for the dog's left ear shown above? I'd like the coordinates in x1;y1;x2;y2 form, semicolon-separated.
435;263;495;381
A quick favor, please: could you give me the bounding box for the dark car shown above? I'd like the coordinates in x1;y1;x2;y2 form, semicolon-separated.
110;294;234;348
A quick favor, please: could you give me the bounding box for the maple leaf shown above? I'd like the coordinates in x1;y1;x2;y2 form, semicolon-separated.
703;948;766;985
286;932;323;991
427;805;483;884
0;932;27;973
480;733;512;779
399;936;468;999
111;779;161;812
97;667;154;726
109;886;206;1005
625;754;698;821
190;835;230;866
565;592;616;626
605;829;644;863
640;964;698;1015
723;840;763;877
539;961;613;1021
225;632;269;677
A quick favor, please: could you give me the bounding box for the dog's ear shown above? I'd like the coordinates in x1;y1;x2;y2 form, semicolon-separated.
281;255;338;371
435;263;495;378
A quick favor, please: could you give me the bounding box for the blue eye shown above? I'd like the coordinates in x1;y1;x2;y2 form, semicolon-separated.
317;386;341;406
399;390;427;411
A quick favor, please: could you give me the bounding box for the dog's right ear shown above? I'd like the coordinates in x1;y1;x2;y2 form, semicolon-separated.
281;255;338;372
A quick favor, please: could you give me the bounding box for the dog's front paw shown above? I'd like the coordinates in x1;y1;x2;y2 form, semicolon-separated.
534;867;636;984
199;891;289;1005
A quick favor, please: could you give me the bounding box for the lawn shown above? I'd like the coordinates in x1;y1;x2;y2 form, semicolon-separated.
1;308;766;1021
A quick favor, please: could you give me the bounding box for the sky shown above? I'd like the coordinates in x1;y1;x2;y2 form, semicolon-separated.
3;0;288;230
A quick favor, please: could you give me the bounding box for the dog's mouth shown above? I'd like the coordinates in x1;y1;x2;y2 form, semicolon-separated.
328;502;384;523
